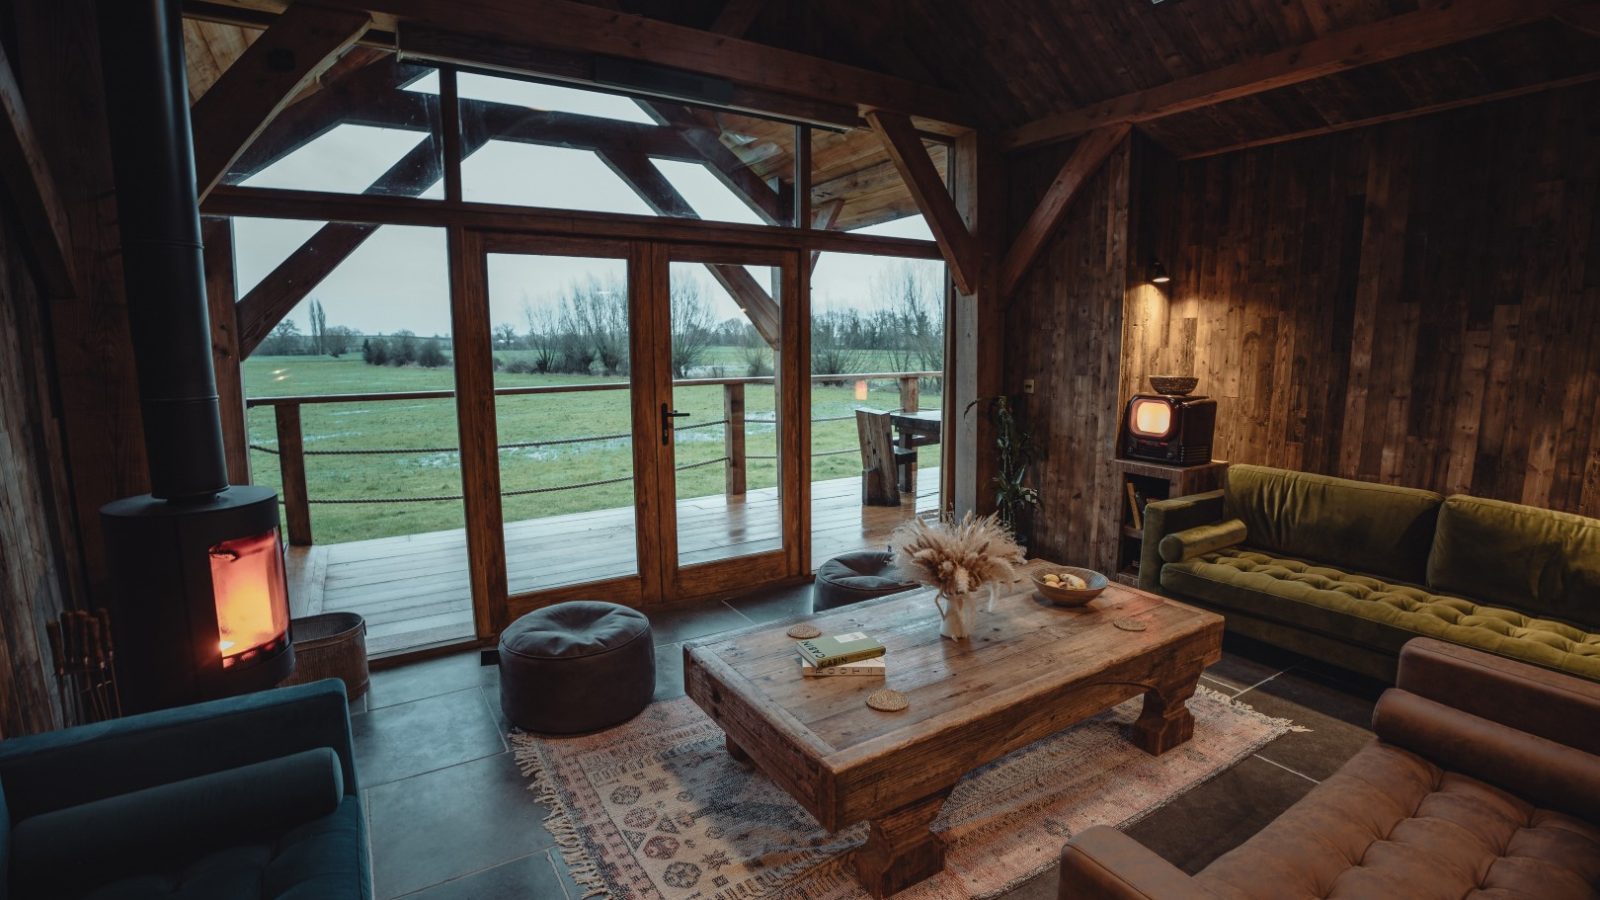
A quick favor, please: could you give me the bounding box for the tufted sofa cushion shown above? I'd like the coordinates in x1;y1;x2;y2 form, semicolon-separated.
1195;741;1600;900
1162;547;1600;681
1429;495;1600;630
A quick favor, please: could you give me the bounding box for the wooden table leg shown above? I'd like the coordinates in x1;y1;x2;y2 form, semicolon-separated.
855;790;950;898
1131;672;1201;755
725;735;752;764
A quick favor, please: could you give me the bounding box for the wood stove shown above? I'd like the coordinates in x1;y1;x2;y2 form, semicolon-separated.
95;0;294;711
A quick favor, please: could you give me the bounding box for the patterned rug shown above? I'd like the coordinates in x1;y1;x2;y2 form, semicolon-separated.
512;687;1298;899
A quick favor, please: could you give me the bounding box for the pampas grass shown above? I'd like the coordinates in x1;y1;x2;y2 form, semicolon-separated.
889;512;1026;599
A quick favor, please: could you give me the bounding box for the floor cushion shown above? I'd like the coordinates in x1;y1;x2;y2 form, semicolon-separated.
813;550;917;612
498;601;654;734
1163;547;1600;681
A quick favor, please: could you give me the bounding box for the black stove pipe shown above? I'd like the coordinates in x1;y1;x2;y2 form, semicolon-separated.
96;0;229;502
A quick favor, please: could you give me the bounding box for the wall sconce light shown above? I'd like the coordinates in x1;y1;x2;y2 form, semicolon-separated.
854;379;869;402
1150;261;1171;285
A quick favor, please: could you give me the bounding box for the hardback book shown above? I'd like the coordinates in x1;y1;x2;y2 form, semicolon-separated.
799;655;886;677
795;631;886;669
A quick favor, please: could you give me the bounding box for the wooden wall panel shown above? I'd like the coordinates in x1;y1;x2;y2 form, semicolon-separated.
1009;82;1600;573
0;213;70;737
1004;137;1131;573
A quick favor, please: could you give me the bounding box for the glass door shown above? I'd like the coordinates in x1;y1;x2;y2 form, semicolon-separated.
653;245;806;597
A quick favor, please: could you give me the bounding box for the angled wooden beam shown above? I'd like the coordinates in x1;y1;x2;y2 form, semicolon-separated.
809;198;844;272
599;147;781;346
711;0;765;36
643;104;784;223
237;134;448;355
191;2;372;199
1180;71;1600;160
1555;3;1600;36
314;0;972;126
999;124;1129;298
1001;0;1567;151
866;109;977;294
0;43;77;298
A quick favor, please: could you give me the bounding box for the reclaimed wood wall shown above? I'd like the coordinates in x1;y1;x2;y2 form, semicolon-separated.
1004;137;1131;572
1008;82;1600;573
0;212;71;738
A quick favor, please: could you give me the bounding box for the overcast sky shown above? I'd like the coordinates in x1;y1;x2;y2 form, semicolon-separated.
234;72;941;338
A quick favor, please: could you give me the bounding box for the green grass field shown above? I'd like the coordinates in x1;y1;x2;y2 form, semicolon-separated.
244;354;940;544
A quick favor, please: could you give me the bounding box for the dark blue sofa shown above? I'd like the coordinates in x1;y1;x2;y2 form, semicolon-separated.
0;680;371;900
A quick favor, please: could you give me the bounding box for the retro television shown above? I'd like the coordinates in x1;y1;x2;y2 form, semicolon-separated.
1119;390;1217;466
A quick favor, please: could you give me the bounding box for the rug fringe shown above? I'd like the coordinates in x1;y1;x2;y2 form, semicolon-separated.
1194;683;1313;732
511;732;614;899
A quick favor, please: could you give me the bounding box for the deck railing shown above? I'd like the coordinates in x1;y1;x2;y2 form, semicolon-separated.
246;371;941;546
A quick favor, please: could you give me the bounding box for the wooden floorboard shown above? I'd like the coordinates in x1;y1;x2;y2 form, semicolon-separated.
286;470;939;655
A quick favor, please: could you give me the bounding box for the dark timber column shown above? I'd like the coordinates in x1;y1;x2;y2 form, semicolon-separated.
948;131;1002;517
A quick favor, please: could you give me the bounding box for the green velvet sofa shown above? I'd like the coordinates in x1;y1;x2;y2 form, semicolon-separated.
0;680;370;900
1140;464;1600;683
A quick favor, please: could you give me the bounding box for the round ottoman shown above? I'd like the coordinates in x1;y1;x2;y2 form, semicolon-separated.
812;550;918;613
498;601;654;734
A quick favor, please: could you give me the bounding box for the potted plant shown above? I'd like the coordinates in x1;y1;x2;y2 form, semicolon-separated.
968;395;1040;548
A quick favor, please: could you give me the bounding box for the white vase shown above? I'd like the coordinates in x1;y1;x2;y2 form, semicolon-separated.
937;590;981;641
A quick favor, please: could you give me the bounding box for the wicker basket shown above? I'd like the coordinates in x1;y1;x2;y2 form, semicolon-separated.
282;612;369;701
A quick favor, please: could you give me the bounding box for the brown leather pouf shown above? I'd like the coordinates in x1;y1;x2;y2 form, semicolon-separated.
812;550;918;612
498;601;654;734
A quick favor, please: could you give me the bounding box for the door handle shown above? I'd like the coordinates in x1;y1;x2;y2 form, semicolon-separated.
661;403;689;445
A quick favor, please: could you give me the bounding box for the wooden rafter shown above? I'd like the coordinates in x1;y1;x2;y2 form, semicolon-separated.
1555;3;1600;36
866;110;976;294
191;2;372;199
809;199;844;272
999;124;1128;298
710;0;765;36
1001;0;1569;151
599;148;782;346
0;43;77;298
1180;71;1600;160
308;0;972;126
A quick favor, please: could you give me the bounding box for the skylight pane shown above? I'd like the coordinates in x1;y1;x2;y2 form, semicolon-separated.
650;159;767;226
406;70;656;125
461;141;655;216
238;124;429;195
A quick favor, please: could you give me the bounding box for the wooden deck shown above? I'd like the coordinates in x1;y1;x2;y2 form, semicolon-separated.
287;470;939;655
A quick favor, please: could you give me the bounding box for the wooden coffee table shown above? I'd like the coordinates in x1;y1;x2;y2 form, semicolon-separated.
683;562;1223;897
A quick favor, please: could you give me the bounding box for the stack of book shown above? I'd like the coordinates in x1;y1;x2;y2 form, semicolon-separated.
796;631;887;678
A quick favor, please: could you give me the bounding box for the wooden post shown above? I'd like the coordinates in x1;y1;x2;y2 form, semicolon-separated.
274;403;313;546
898;375;919;413
724;381;746;496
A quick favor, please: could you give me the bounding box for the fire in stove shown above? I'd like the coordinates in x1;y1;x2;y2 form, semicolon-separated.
209;530;290;666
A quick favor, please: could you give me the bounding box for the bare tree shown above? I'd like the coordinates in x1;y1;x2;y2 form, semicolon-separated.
670;277;716;378
307;299;328;356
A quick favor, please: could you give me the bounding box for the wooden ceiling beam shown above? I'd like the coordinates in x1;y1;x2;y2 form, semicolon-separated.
1001;0;1570;151
999;125;1128;298
306;0;971;126
866;109;976;294
598;147;781;347
191;2;373;199
710;0;765;36
0;43;78;298
1179;71;1600;160
1555;4;1600;36
809;198;844;272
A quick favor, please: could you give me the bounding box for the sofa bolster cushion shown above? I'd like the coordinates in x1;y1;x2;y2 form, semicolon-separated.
1159;519;1247;563
1428;495;1600;630
11;747;343;898
1372;688;1600;822
1222;464;1442;585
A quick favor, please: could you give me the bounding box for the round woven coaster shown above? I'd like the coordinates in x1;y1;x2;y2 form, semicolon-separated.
866;689;908;712
786;623;822;639
1113;617;1148;632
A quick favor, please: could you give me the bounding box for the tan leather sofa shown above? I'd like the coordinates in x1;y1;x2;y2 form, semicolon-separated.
1059;638;1600;899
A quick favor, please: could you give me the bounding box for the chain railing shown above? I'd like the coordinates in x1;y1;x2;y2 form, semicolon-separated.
245;372;940;545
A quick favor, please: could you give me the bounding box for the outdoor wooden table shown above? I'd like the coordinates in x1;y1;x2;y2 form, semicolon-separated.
888;408;940;493
682;561;1224;897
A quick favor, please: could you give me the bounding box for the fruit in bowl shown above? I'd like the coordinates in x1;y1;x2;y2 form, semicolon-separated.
1031;566;1110;606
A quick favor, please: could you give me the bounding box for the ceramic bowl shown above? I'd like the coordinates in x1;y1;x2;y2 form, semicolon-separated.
1032;566;1110;607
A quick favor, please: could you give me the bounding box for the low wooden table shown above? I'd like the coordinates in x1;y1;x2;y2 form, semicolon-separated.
683;562;1223;897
